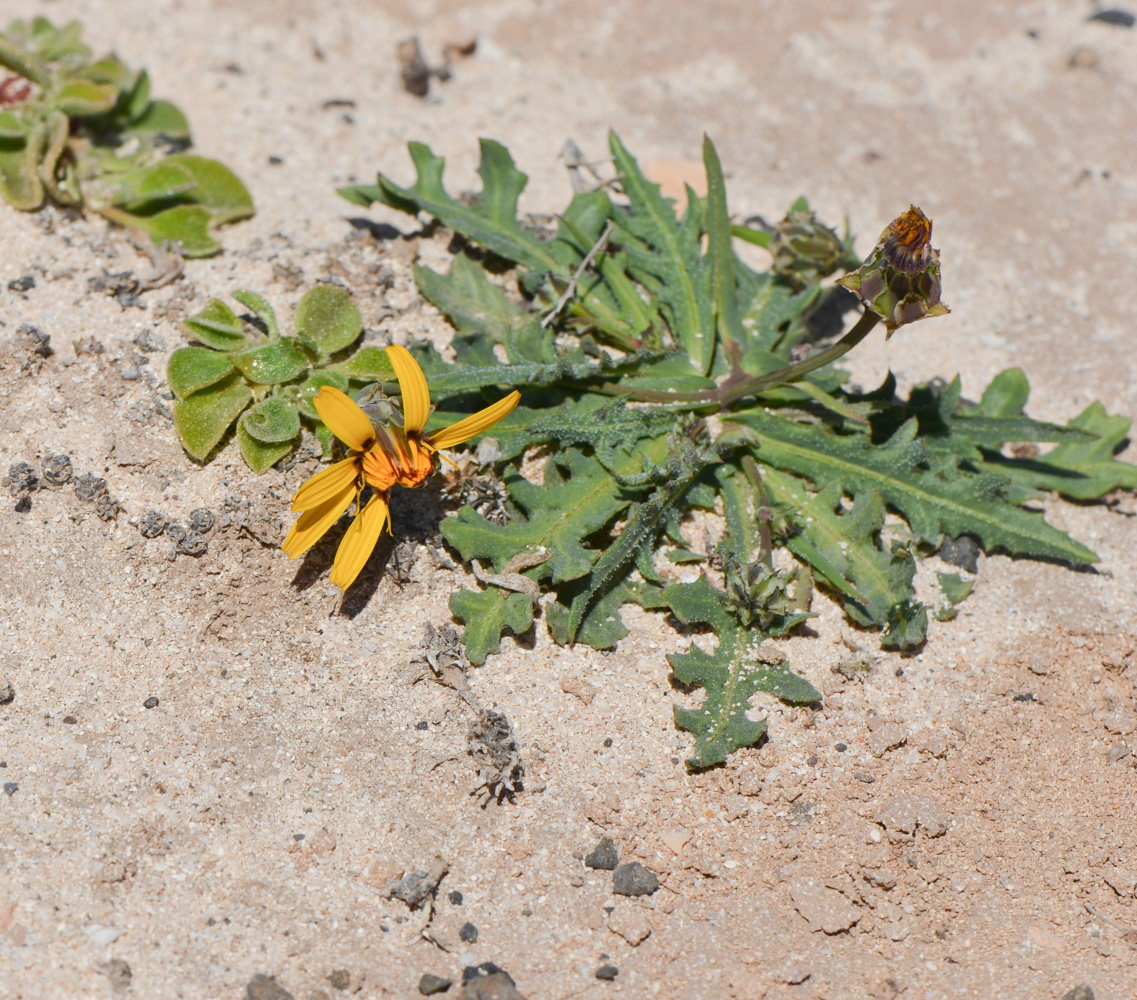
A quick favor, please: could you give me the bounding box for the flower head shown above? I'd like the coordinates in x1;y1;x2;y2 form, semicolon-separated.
282;344;520;589
837;206;950;337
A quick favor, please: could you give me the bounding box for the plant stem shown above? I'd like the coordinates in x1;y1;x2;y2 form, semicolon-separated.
609;308;881;409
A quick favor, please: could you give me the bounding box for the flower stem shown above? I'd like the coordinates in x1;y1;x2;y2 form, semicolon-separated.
609;308;881;409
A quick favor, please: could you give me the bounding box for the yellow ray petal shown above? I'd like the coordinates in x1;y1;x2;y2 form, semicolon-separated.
329;493;390;589
426;390;521;451
386;344;431;435
290;457;359;512
281;483;355;558
313;386;375;452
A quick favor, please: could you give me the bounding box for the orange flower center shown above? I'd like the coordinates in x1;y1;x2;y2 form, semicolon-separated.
360;424;435;492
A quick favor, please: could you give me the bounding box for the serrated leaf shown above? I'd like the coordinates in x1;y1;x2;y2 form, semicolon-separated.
664;575;817;769
441;448;632;584
729;409;1098;565
609;132;714;374
167;346;235;400
415;254;531;343
978;403;1137;501
449;588;535;665
881;601;929;650
184;297;248;351
238;422;294;474
173;374;252;461
938;571;973;605
763;469;921;637
229;338;311;385
233;289;279;337
295;285;363;357
241;397;301;443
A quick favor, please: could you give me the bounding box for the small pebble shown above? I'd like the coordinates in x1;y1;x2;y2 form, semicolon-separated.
416;721;429;731
3;783;18;795
595;964;618;981
459;921;478;943
328;969;350;990
585;837;619;871
806;754;818;766
0;676;12;703
603;737;613;747
245;973;296;1000
14;496;31;513
418;973;452;995
63;715;77;725
143;697;159;709
448;891;463;905
835;742;847;752
8;276;34;292
612;862;659;897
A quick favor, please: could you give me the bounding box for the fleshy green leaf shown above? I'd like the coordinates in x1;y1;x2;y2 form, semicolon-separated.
664;575;818;769
238;422;294;474
167;346;235;400
48;79;117;116
334;345;395;381
173;375;252;460
449;588;535;665
294;285;363;357
241;397;301;443
296;371;350;420
161;153;254;226
109;204;219;257
184;298;248;351
229;338;311;385
233;289;280;337
126;99;189;139
0;129;43;210
108;160;196;210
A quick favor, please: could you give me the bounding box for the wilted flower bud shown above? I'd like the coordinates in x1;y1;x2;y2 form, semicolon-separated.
837;206;950;336
725;559;807;628
769;209;853;286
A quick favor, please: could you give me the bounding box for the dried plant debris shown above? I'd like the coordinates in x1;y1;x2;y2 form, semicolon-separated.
41;452;72;486
469;708;524;804
219;496;284;546
14;322;52;370
6;461;39;496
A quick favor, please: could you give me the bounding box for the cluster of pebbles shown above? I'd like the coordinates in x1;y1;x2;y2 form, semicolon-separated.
5;455;215;558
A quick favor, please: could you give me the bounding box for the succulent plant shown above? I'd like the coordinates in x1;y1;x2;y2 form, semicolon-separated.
168;287;394;472
0;16;253;255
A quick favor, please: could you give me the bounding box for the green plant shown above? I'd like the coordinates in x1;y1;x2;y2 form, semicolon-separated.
168;286;394;472
337;135;1137;768
0;16;252;255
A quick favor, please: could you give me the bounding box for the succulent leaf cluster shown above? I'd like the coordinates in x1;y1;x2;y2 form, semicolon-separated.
0;17;252;255
168;287;394;472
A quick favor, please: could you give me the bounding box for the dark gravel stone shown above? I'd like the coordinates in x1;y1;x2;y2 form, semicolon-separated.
139;511;168;538
17;322;50;356
245;973;296;1000
328;969;350;990
143;697;159;709
133;329;166;352
1059;988;1096;1000
0;677;12;703
448;890;463;905
595;964;619;981
8;276;35;292
418;973;453;995
63;715;77;725
458;966;523;1000
14;496;31;513
3;783;17;795
41;454;73;486
189;508;215;534
462;963;504;985
416;720;429;730
1088;9;1135;27
459;921;478;943
937;534;981;573
835;742;847;752
585;837;619;871
612;862;659;897
807;754;818;766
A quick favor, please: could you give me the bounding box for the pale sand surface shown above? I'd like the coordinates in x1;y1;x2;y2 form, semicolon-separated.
2;2;1137;998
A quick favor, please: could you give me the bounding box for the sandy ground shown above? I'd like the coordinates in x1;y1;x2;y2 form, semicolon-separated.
2;1;1137;998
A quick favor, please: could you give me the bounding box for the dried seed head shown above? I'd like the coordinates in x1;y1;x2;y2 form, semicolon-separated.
837;206;950;336
770;209;851;286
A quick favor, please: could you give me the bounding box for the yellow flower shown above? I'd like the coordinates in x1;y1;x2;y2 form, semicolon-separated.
282;344;520;589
